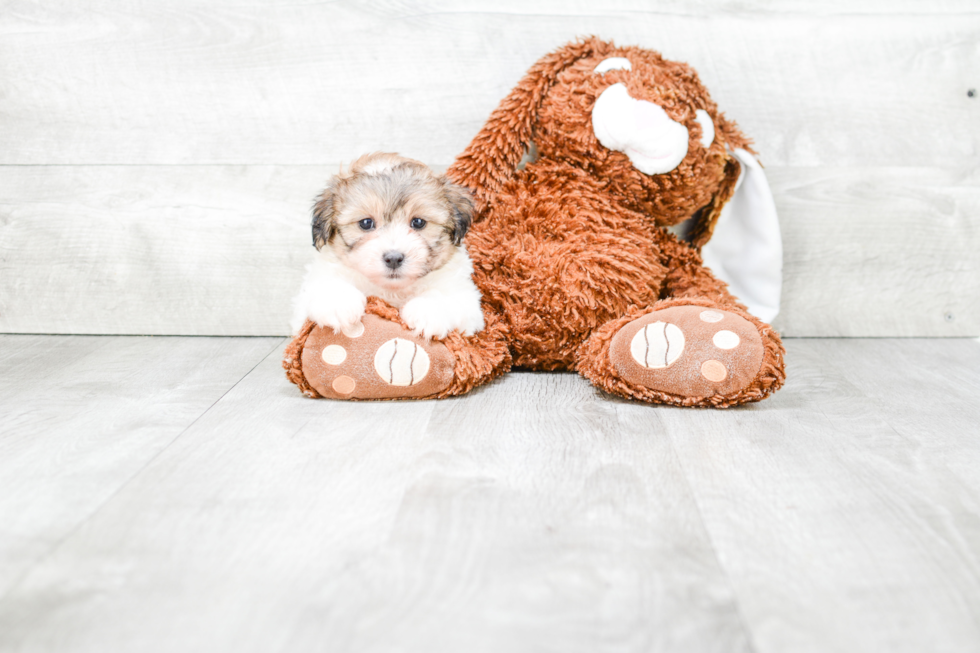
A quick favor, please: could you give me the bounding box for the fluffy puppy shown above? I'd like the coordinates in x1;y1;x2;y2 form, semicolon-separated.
290;152;485;340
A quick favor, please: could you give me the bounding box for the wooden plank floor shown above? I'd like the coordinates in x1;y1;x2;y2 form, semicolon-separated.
0;335;978;653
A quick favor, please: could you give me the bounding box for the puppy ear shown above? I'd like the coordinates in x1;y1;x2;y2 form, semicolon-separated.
446;37;613;215
311;185;337;250
441;177;475;246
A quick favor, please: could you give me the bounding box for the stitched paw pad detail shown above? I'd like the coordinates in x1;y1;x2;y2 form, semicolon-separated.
373;338;430;386
629;322;685;368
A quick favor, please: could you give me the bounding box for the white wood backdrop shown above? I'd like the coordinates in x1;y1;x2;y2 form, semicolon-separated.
0;0;977;336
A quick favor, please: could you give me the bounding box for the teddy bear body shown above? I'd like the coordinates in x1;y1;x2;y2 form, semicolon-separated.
467;159;672;370
285;38;786;407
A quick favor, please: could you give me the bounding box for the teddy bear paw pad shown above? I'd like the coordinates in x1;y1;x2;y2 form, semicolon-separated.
609;306;764;398
300;314;454;399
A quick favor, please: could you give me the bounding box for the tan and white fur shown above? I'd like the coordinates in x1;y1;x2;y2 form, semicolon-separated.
291;153;485;340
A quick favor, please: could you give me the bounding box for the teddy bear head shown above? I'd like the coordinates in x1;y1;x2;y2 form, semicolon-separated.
450;37;754;247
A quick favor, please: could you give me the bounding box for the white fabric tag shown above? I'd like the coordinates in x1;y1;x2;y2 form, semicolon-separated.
700;148;782;322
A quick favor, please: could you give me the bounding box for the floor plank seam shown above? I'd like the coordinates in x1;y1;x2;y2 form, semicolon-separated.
0;337;287;605
662;427;763;653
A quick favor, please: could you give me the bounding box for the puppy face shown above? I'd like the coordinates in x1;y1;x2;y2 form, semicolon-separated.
311;153;474;291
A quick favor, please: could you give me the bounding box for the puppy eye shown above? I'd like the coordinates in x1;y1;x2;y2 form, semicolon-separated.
410;217;427;230
358;218;375;231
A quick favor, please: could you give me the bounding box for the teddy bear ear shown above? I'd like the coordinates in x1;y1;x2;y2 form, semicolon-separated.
447;37;614;215
699;148;783;322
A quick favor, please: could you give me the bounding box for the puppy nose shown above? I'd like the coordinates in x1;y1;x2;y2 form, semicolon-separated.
383;251;405;270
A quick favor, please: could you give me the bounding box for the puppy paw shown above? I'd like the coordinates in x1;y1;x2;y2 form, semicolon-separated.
305;286;367;334
401;293;485;340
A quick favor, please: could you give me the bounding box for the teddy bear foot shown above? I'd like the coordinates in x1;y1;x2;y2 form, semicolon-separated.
609;305;765;400
298;314;456;400
575;303;778;407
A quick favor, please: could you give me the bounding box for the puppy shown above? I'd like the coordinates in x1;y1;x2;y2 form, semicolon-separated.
290;152;485;340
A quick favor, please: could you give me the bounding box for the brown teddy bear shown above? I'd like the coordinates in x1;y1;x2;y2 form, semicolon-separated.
284;37;786;407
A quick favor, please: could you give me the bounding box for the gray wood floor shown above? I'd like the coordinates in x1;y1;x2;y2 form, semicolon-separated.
1;335;979;653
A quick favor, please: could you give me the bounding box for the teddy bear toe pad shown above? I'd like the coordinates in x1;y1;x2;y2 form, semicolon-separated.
610;306;764;398
300;315;454;400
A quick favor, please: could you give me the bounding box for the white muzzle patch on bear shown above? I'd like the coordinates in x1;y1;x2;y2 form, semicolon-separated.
591;83;690;175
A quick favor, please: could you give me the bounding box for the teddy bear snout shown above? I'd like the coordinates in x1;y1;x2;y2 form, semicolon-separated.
591;82;690;176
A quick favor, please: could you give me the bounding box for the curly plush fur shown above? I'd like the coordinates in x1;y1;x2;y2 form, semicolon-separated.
285;37;786;407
